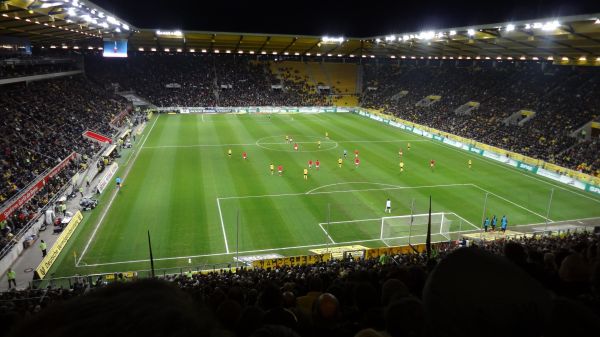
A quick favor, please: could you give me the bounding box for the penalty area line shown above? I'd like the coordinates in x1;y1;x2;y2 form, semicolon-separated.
216;198;230;253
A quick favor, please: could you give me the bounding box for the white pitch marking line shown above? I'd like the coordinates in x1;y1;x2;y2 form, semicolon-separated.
306;182;401;194
77;228;483;268
417;130;600;205
141;139;428;150
216;198;230;253
219;183;474;200
472;184;553;222
318;223;336;244
77;115;160;266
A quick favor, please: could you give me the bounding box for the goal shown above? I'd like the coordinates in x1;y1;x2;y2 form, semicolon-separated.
379;212;453;247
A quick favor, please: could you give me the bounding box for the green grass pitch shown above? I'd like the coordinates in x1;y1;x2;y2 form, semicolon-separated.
50;112;600;277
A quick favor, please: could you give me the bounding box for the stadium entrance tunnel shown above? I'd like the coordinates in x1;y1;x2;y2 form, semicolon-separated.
255;135;338;152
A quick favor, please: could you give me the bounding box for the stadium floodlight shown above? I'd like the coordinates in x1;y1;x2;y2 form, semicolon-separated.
261;51;266;54
214;49;220;53
542;20;559;31
442;56;446;59
370;55;375;58
525;23;531;29
485;56;491;60
115;27;121;33
506;24;515;32
532;56;539;60
327;53;332;57
390;55;396;59
547;56;553;60
98;47;103;50
349;54;355;57
61;45;68;49
519;56;526;60
532;22;542;29
316;53;322;56
579;56;587;61
362;55;367;58
100;22;108;28
87;46;93;50
596;57;600;61
294;52;300;55
157;30;183;37
322;36;344;44
467;29;475;36
249;51;255;54
417;31;435;40
410;56;416;59
1;14;7;17
475;56;481;59
238;50;244;54
305;52;311;56
561;56;569;61
189;48;195;52
402;35;410;41
151;48;156;52
67;7;76;16
507;56;513;60
73;46;79;49
496;56;502;60
401;55;406;59
225;50;231;53
176;48;182;52
457;56;463;59
123;24;129;31
595;19;600;24
449;30;456;36
375;38;382;43
385;35;396;42
272;51;278;55
201;49;207;53
449;56;454;59
337;54;342;57
283;51;289;55
138;47;144;51
164;48;170;52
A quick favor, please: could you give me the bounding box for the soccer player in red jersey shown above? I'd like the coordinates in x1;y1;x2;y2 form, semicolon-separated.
308;160;313;169
354;149;359;158
294;143;298;151
430;159;435;171
355;157;360;168
242;152;247;160
315;160;320;170
278;164;283;176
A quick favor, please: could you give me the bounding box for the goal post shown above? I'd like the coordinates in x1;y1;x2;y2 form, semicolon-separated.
380;212;454;247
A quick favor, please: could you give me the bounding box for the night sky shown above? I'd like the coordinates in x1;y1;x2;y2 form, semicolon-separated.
92;0;600;36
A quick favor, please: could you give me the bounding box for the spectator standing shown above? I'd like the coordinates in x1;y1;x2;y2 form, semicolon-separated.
7;267;16;289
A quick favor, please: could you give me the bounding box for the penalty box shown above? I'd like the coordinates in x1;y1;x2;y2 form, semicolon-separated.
217;184;483;251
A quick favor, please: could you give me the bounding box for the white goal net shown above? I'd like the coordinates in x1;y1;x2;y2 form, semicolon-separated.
380;212;453;247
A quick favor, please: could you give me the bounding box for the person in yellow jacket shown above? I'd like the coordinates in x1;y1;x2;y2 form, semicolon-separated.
7;268;16;289
40;239;47;257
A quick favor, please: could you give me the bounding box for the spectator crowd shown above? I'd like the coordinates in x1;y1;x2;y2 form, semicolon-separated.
1;231;599;337
361;60;600;176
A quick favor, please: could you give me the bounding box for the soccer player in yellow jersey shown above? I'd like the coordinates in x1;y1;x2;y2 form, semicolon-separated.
325;132;329;140
407;143;411;151
303;168;308;180
285;135;289;143
228;149;232;157
318;140;321;149
399;148;403;158
338;158;343;168
468;159;472;169
400;161;404;173
270;163;275;175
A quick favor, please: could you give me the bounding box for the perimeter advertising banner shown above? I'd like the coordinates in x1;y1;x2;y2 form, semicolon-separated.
0;152;77;222
252;253;332;269
352;108;600;194
34;211;84;279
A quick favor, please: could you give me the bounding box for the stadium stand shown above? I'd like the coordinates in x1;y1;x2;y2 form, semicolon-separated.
2;232;599;336
361;60;600;176
0;75;127;254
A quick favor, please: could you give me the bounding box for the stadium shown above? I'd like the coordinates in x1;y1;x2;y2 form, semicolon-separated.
1;0;600;335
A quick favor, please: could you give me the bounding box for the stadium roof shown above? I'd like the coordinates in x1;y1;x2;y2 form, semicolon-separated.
0;0;133;45
1;1;600;62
